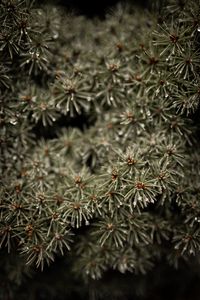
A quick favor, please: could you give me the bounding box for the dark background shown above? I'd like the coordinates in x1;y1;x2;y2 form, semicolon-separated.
43;0;150;17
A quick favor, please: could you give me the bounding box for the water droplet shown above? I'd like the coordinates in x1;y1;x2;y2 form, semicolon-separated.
53;31;59;39
197;26;200;32
9;118;18;125
85;220;90;226
146;110;151;117
87;96;92;102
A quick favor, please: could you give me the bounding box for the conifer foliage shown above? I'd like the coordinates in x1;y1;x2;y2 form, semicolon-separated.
1;0;200;299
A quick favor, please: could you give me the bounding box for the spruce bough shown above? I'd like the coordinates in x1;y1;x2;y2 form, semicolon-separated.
1;0;200;299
